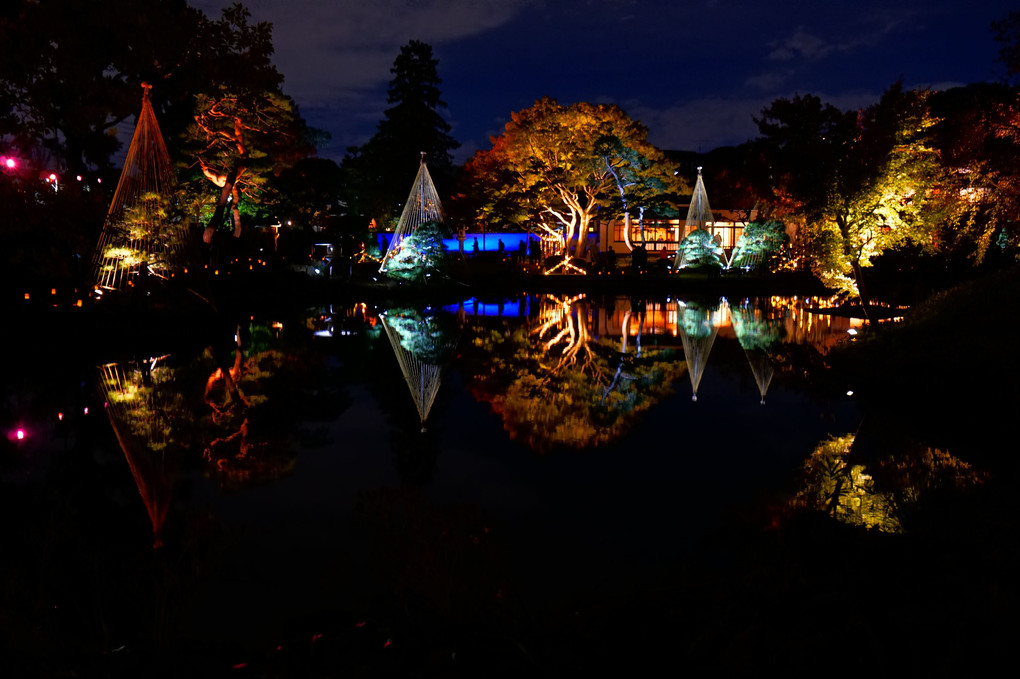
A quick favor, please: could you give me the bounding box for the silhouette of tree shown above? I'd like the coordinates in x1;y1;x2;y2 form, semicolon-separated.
342;41;459;226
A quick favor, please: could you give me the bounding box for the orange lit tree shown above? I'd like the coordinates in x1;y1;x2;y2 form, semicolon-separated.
463;98;681;272
179;5;310;245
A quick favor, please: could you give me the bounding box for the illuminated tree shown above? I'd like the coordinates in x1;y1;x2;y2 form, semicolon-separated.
756;84;945;300
729;220;791;272
180;5;310;245
465;98;681;272
383;221;451;283
928;83;1020;265
675;229;725;271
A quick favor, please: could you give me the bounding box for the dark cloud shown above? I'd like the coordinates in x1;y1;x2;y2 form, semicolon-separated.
191;0;1007;163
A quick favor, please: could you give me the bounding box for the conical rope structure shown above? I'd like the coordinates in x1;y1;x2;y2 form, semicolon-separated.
677;302;719;402
91;83;191;292
98;356;178;547
381;314;448;428
379;156;446;273
674;167;716;270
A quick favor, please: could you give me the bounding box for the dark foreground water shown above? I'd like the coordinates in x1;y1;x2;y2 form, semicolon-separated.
7;292;1010;676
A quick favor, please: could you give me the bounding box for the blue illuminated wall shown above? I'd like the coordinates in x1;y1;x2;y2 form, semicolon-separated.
442;232;532;254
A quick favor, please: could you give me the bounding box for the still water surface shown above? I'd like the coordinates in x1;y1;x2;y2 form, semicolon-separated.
5;293;862;672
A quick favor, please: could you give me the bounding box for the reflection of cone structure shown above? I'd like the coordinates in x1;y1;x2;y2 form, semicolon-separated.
677;304;718;402
99;358;177;548
381;316;445;427
731;301;782;405
744;349;774;405
379;157;446;273
92;84;190;291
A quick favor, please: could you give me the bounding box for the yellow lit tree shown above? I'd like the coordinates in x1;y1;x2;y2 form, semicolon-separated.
464;98;682;272
757;84;945;302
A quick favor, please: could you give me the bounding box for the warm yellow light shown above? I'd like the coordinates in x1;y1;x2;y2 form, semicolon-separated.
24;292;30;300
51;288;56;295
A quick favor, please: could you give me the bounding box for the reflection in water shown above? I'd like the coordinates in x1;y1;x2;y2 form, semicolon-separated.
98;356;188;547
676;300;722;402
791;432;987;533
461;294;685;452
731;299;785;404
380;307;459;429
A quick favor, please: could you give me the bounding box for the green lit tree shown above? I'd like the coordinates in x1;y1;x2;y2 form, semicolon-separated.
729;219;791;272
756;84;945;300
384;221;450;284
675;229;725;271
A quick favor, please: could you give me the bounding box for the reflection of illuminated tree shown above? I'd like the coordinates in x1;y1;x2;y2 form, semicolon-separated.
463;295;684;452
380;307;458;428
791;434;986;533
731;299;786;404
99;356;191;547
677;301;721;402
201;343;308;490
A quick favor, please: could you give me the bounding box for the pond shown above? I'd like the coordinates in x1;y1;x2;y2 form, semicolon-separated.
3;292;984;675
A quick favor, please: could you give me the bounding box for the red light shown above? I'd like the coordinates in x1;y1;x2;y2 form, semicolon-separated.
48;173;56;181
3;157;15;169
16;429;25;440
58;413;64;421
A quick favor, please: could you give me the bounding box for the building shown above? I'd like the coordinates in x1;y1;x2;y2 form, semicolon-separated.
592;206;758;260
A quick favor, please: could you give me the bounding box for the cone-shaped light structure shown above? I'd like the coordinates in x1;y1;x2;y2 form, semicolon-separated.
92;84;190;291
379;155;446;273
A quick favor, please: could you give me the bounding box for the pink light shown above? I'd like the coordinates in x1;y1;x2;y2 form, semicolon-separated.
16;429;25;440
4;157;15;169
48;173;56;181
58;412;64;421
83;406;89;415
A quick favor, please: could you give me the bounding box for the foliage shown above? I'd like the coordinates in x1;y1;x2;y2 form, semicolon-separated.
383;220;451;283
928;83;1020;266
179;5;310;243
730;301;785;353
459;297;685;452
462;98;684;266
342;41;458;225
791;434;986;533
729;220;791;271
675;229;724;271
382;307;458;365
755;84;946;298
993;10;1020;79
0;0;204;173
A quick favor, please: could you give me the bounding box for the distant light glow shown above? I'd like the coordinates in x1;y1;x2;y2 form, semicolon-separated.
847;328;858;336
16;429;25;440
846;390;854;396
4;157;15;169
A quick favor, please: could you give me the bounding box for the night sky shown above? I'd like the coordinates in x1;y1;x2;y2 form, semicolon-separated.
192;0;1010;164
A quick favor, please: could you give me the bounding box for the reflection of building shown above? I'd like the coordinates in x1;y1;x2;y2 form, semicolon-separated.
594;207;757;259
591;296;861;354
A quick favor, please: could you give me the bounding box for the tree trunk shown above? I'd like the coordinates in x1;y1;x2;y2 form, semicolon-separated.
203;166;239;244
